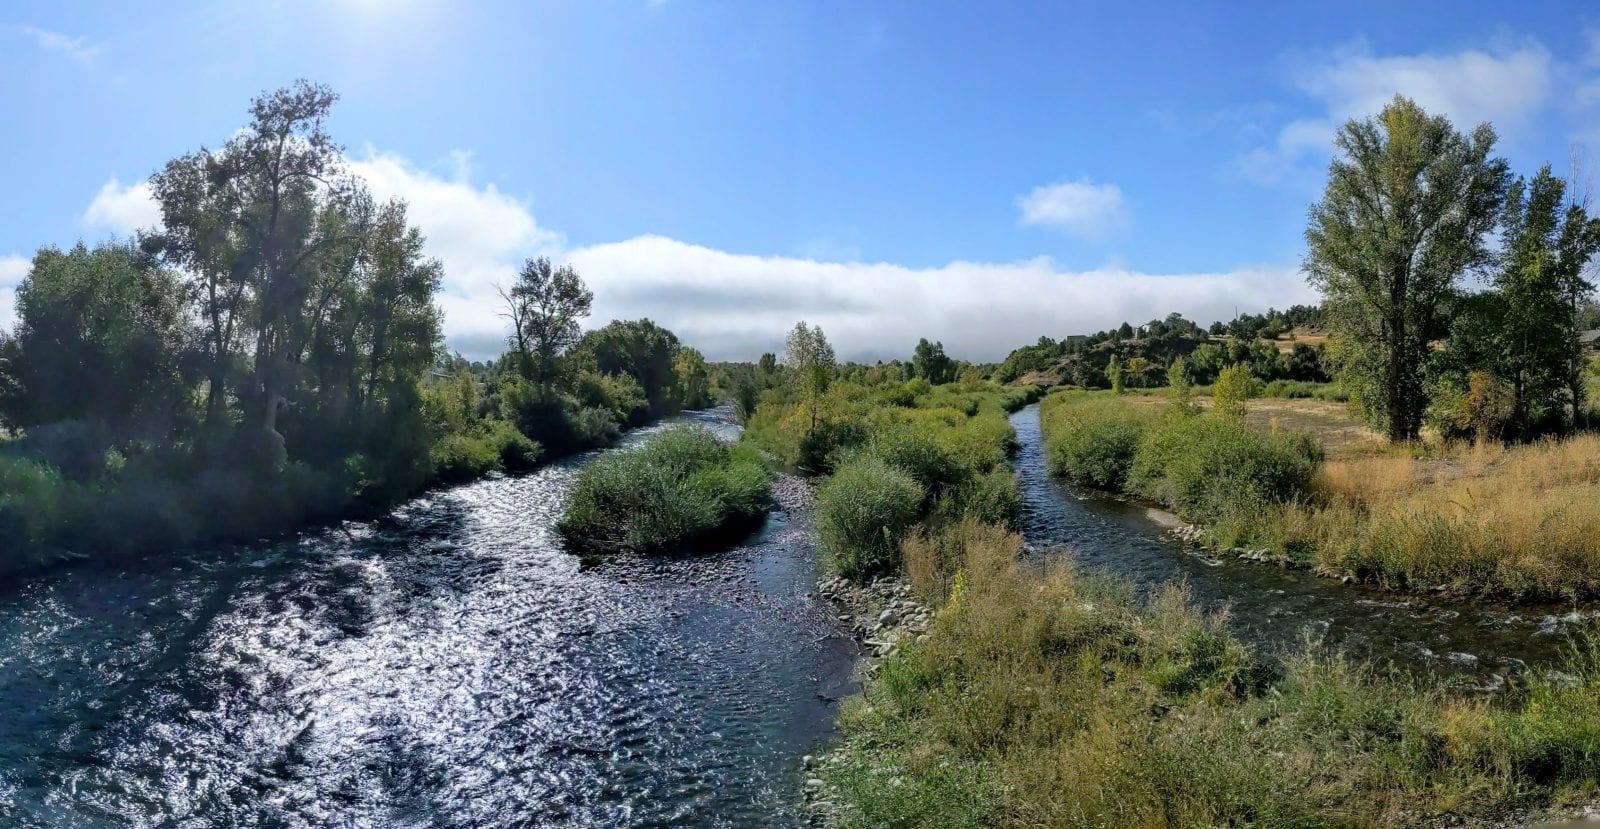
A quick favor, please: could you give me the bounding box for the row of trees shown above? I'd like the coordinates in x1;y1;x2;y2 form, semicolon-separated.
1308;96;1600;442
0;81;716;563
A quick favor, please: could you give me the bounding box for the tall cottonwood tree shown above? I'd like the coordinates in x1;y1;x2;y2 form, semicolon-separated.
502;256;592;391
1305;96;1509;442
147;80;446;475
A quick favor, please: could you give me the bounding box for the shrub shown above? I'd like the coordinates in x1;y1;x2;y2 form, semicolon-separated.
430;430;503;484
936;469;1021;529
483;419;542;470
1212;363;1259;417
0;457;80;566
1127;411;1320;518
558;425;772;554
868;426;969;506
816;454;924;580
1039;394;1153;488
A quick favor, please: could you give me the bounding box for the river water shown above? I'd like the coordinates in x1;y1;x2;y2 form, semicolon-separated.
0;408;856;828
1010;404;1593;689
4;404;1591;827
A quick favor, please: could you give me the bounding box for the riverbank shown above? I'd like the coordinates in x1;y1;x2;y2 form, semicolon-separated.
0;408;714;582
802;517;1600;827
1039;388;1600;602
803;566;932;826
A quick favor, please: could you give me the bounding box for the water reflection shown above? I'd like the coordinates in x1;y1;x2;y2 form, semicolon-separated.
0;409;855;828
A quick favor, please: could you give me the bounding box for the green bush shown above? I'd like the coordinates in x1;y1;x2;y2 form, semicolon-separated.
816;454;925;579
558;425;772;554
1040;394;1153;488
430;431;503;484
936;468;1022;529
0;457;79;564
868;426;970;506
485;420;542;470
1128;411;1320;518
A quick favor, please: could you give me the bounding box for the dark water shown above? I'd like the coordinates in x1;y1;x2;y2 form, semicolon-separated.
1011;404;1594;688
0;408;856;828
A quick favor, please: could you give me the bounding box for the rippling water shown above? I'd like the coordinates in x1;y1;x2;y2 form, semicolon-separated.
0;408;856;828
1011;404;1591;687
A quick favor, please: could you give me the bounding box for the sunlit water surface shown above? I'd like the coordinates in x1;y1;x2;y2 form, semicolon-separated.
0;408;856;828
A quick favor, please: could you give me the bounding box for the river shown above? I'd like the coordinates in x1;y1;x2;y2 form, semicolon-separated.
3;403;1589;827
1010;403;1592;689
0;408;856;828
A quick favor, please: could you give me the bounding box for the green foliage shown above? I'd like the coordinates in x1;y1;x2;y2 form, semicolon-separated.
0;242;191;443
1127;410;1321;518
935;469;1021;529
577;319;698;416
502;256;593;388
1041;392;1319;526
1039;392;1153;488
1211;363;1258;417
825;521;1600;826
1306;95;1510;441
816;454;924;579
911;338;956;384
557;425;772;554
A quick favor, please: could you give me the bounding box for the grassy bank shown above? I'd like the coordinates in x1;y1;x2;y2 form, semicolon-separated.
744;379;1038;580
558;424;772;554
818;519;1600;827
1040;389;1600;600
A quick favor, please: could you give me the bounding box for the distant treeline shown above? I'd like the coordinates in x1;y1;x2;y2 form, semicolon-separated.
0;81;714;570
994;304;1331;388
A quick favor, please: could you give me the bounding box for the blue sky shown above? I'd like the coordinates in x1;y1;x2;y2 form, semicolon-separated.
4;1;1600;360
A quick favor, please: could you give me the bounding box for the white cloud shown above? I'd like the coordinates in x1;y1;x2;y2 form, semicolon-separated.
10;25;100;64
1241;41;1552;186
567;235;1313;362
1016;179;1128;238
0;254;29;334
72;154;1314;363
81;178;161;235
346;149;564;358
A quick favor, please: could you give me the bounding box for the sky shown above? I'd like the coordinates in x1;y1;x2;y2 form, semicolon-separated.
4;1;1600;362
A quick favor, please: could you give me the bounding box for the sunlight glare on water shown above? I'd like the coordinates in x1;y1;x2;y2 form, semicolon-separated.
0;409;855;828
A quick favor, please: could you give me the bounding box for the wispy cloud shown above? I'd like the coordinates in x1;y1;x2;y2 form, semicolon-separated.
1239;40;1552;187
1016;179;1129;240
10;24;101;64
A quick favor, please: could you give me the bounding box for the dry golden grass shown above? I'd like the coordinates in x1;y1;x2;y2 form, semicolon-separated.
1279;434;1600;597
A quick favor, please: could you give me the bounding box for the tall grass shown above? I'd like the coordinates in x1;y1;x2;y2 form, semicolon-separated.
1274;435;1600;597
1041;391;1600;599
747;378;1028;583
557;425;772;554
821;519;1600;827
816;454;925;579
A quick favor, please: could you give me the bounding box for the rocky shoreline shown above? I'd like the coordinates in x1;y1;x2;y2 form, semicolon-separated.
797;566;933;826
